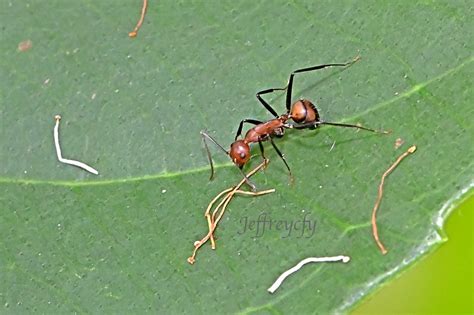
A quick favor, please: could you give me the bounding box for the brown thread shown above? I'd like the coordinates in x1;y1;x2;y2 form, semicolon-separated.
188;160;274;264
129;0;148;37
372;145;417;254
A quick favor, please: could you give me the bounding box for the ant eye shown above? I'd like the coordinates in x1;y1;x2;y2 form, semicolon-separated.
240;152;246;159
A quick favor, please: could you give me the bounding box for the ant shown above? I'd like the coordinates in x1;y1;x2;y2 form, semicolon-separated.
201;55;389;190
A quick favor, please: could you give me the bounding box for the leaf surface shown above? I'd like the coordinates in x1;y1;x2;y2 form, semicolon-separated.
1;1;472;313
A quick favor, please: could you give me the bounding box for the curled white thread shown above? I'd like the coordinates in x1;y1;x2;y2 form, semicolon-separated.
268;255;350;293
53;115;99;175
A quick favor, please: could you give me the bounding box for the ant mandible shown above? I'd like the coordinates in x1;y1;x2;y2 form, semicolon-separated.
201;55;389;190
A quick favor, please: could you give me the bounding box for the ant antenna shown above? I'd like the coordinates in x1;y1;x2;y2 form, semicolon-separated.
200;131;257;191
200;130;228;180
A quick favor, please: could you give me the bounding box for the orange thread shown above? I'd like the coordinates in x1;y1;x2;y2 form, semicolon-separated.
188;160;274;264
129;0;148;37
372;145;417;254
204;187;233;249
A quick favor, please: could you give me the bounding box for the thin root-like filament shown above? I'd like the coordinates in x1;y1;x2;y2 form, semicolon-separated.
129;0;148;37
188;160;274;264
53;115;99;175
372;145;417;254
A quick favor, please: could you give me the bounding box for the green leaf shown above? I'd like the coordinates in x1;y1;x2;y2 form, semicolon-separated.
1;1;472;313
353;195;474;314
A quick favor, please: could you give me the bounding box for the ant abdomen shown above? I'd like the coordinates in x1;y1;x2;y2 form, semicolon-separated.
290;99;320;124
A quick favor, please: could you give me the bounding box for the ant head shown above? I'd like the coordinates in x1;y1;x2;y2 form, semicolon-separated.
290;99;320;124
230;140;250;167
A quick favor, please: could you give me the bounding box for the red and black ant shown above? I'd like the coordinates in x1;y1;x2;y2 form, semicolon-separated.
201;56;389;190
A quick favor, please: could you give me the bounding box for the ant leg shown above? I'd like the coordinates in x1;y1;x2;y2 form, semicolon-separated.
256;87;287;118
237;166;257;192
234;119;265;190
235;118;262;141
290;121;387;134
258;137;267;164
289;121;389;134
200;131;229;180
258;138;266;159
285;56;360;113
254;56;360;117
257;137;269;167
269;137;293;181
318;121;389;134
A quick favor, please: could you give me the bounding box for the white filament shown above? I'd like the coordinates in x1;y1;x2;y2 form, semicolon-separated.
268;255;350;293
53;115;99;175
